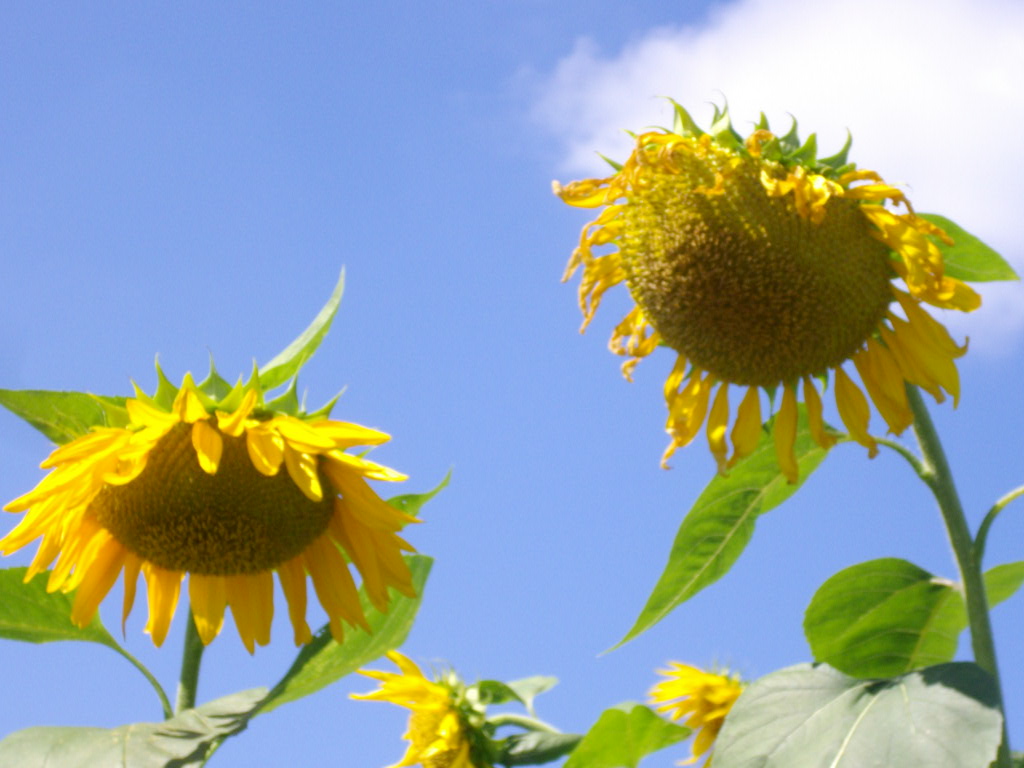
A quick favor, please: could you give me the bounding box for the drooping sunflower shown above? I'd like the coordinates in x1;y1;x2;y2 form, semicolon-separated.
353;651;488;768
650;662;744;766
1;370;418;653
555;103;980;481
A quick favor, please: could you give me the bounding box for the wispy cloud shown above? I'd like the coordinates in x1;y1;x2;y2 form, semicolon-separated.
532;0;1024;351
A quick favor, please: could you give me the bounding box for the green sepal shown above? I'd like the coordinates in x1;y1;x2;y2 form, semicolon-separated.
264;378;300;416
386;471;451;519
151;358;180;410
669;99;705;139
818;130;852;171
198;355;234;401
180;372;218;411
778;115;801;154
596;152;623;172
755;111;770;131
506;676;558;716
215;374;251;414
304;388;345;420
791;132;818;166
917;213;1018;282
708;102;743;151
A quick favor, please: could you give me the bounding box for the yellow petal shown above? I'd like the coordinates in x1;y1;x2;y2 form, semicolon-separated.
121;553;142;636
728;387;763;467
142;563;183;647
70;533;125;627
773;385;799;484
246;427;284;476
802;377;836;450
216;388;258;437
277;556;312;646
191;420;223;475
834;367;878;458
189;574;227;646
283;446;323;502
706;384;730;474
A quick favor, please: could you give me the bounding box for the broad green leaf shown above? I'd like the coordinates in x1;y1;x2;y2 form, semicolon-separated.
714;662;1001;768
500;732;582;766
0;688;266;768
259;269;345;391
0;390;127;445
804;558;962;677
918;214;1018;282
620;409;827;646
563;703;690;768
255;555;432;714
0;567;122;649
805;559;1024;679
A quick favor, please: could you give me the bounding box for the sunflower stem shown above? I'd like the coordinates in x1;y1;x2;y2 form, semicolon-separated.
488;712;562;734
112;645;174;719
175;611;205;714
906;385;1011;767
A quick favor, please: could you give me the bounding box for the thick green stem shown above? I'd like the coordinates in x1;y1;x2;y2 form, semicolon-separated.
907;386;1011;767
175;611;205;714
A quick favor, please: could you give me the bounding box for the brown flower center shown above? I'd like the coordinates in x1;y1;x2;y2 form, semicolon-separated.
92;423;333;574
621;157;893;386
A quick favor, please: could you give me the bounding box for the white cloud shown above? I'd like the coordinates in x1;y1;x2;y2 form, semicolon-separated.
533;0;1024;351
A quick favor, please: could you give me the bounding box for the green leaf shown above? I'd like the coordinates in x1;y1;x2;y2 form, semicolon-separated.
805;559;1024;679
387;471;451;518
0;688;267;768
259;269;345;391
619;409;827;646
0;567;122;648
506;676;559;716
0;390;127;445
474;680;524;706
917;214;1018;282
804;558;963;677
501;732;583;766
255;555;432;714
0;567;173;717
714;662;1002;768
563;703;690;768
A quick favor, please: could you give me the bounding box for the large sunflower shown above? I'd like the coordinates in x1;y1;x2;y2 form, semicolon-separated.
1;372;417;653
555;104;979;481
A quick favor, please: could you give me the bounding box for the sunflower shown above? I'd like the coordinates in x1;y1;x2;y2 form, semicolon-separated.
650;662;744;766
1;371;418;653
554;103;980;481
353;651;485;768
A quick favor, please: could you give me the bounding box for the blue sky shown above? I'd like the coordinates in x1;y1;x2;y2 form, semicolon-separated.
1;1;1022;765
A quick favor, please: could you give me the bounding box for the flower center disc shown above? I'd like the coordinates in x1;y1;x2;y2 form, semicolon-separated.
621;160;894;386
93;423;334;574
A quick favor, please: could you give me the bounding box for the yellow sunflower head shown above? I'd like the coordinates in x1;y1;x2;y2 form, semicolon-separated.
649;662;744;766
1;364;418;653
555;102;982;481
353;651;490;768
